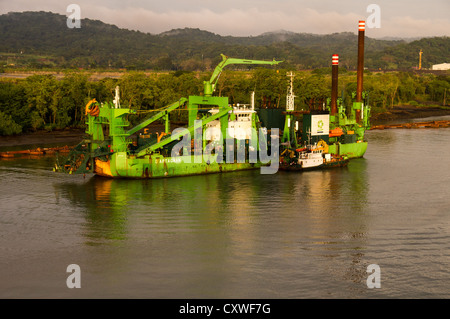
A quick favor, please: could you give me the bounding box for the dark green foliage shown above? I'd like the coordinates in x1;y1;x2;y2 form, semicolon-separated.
1;12;448;71
0;111;22;135
0;81;28;128
0;69;447;135
0;11;448;136
426;75;450;102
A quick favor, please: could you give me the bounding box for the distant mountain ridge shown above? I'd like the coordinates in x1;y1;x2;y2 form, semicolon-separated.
0;11;448;70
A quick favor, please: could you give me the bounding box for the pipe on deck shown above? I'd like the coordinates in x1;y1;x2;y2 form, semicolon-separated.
331;54;339;116
356;20;365;122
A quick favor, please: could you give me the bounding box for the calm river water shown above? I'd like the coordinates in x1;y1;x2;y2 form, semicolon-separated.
1;116;449;299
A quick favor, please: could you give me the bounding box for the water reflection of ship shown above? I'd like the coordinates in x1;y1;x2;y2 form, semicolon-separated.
54;172;262;243
54;176;130;242
55;160;370;290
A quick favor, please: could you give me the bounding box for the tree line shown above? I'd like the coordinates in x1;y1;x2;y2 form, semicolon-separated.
0;69;448;135
1;12;449;71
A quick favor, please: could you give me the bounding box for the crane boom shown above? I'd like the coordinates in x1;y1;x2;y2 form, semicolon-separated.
419;49;423;70
203;54;283;96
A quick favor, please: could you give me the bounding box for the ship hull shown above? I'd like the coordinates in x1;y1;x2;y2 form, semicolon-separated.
328;141;367;159
279;158;349;172
95;153;263;179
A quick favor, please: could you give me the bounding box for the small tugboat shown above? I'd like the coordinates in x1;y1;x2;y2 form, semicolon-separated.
279;141;349;171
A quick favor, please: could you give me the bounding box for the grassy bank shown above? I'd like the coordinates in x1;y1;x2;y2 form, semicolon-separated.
371;105;450;124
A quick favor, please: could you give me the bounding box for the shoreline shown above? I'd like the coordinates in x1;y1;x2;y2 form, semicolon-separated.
370;105;450;125
0;128;86;149
1;106;450;149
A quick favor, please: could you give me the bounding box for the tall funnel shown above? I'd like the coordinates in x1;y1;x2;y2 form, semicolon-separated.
331;54;339;115
356;20;365;122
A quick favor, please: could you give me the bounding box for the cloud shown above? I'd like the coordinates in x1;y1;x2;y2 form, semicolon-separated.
379;16;450;38
76;4;450;38
1;0;449;38
77;6;363;36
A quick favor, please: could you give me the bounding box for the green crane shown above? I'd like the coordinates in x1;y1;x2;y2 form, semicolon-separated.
203;54;283;96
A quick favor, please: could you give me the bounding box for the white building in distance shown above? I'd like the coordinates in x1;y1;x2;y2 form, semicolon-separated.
432;63;450;70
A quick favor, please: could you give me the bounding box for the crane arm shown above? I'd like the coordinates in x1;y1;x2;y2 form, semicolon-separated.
125;98;187;136
135;105;232;157
204;54;283;96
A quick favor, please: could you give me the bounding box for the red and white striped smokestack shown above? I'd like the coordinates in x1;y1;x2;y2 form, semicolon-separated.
331;54;339;115
356;20;365;122
332;54;339;65
358;20;365;32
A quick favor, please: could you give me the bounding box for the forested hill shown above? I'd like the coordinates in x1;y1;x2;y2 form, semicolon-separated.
0;11;448;71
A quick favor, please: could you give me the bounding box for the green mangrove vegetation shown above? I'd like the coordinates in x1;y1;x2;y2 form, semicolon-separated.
0;69;448;136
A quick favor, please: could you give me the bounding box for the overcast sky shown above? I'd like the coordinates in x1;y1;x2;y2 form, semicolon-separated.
1;0;449;38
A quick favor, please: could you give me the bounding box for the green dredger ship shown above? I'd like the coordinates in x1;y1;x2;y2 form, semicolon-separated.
55;20;370;178
55;54;284;178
